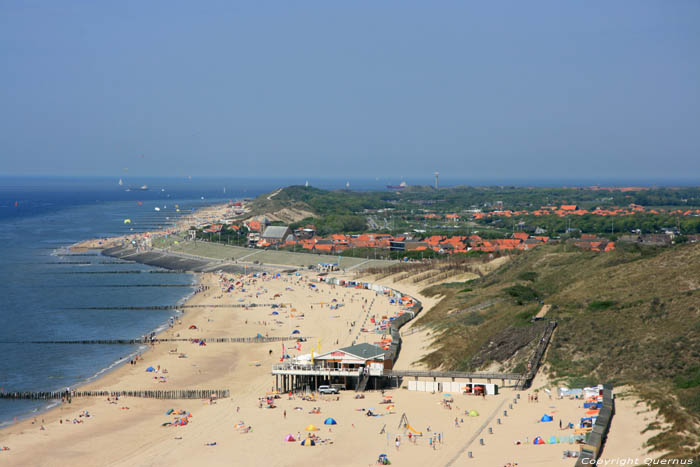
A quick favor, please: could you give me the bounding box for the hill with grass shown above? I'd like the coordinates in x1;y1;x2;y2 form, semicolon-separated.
414;241;700;458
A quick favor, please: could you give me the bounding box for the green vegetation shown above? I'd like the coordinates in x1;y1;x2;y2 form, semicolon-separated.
194;225;249;246
587;300;616;311
246;185;700;238
675;368;700;390
517;271;538;282
413;242;700;457
289;215;367;235
504;284;540;304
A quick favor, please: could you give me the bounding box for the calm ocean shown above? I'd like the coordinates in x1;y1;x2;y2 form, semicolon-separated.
0;176;271;425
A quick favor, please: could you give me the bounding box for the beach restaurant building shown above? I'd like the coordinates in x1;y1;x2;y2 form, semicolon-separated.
315;343;391;372
271;343;389;392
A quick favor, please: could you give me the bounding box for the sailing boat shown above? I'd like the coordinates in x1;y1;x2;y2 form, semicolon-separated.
118;178;123;186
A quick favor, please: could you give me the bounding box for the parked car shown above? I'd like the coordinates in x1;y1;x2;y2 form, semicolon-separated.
318;385;339;394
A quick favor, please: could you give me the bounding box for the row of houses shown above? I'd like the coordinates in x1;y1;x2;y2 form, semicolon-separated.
245;223;552;254
471;204;700;220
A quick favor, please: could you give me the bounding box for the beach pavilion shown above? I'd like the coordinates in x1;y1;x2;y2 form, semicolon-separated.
271;343;389;392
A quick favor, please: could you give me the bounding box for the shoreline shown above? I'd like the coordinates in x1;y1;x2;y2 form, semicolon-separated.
0;198;231;430
0;251;202;430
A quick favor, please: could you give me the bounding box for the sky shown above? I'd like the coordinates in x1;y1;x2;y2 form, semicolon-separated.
0;1;699;183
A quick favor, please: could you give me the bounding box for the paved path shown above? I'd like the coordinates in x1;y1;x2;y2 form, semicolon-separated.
444;398;508;466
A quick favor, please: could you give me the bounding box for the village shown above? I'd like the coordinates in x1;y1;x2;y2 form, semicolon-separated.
191;199;699;258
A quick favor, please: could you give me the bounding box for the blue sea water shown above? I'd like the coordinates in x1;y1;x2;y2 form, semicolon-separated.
0;176;273;426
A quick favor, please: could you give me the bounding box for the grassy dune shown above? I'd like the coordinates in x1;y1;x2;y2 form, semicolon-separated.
415;241;700;458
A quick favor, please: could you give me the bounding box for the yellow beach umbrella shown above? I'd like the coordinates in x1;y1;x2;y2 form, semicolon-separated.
305;424;319;431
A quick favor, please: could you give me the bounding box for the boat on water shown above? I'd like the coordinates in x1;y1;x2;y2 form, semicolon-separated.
140;185;149;191
118;178;123;186
386;181;407;189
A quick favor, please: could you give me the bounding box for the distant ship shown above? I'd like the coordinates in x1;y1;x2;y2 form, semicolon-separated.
140;185;149;191
386;181;407;189
118;178;123;186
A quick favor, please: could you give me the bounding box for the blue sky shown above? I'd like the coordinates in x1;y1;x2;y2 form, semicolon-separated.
1;1;698;182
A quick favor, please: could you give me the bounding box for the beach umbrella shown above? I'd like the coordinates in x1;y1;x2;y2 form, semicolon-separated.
533;436;545;445
540;414;553;422
468;410;479;417
323;418;337;425
385;405;395;411
305;424;319;431
443;393;452;397
272;311;279;315
300;438;315;446
146;366;155;372
284;434;296;442
291;330;301;335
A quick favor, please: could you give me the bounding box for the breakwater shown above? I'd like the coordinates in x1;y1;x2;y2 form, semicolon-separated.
0;389;230;400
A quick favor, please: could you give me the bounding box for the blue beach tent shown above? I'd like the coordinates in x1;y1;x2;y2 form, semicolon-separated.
146;366;156;372
540;414;553;422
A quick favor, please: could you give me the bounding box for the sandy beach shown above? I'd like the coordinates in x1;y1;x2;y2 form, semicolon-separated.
0;267;655;466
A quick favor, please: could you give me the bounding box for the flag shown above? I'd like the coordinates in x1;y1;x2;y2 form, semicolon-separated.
317;337;321;352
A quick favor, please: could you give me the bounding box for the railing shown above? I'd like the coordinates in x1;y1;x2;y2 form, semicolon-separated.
271;364;382;377
517;320;557;390
384;370;522;380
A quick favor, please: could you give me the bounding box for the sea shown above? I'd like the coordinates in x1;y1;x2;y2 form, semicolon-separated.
0;176;275;426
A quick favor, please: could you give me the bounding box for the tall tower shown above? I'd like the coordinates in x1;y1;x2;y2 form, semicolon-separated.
434;171;439;190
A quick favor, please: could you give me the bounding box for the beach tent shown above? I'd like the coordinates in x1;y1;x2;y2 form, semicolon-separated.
305;424;319;431
548;436;559;444
199;341;206;346
323;418;337;425
540;414;553;422
146;366;156;372
272;311;279;315
291;330;301;334
256;333;263;338
189;325;197;329
300;438;315;446
284;434;296;442
468;410;479;417
533;436;546;445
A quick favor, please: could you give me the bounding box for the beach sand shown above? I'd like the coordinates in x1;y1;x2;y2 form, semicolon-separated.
0;270;654;466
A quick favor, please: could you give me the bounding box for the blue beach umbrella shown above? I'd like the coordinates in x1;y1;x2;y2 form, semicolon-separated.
323;418;337;425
